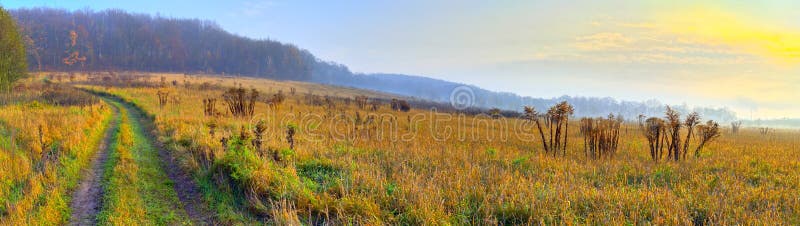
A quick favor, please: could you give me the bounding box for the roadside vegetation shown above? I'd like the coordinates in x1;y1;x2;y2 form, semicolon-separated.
0;78;111;224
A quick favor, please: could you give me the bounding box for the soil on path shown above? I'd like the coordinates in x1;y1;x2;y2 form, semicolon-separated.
68;102;119;226
115;97;216;225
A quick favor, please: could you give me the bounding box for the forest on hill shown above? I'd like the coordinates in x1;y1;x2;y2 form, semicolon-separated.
11;8;313;80
10;8;738;122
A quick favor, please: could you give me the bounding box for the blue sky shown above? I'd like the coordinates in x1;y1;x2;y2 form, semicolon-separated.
4;0;800;119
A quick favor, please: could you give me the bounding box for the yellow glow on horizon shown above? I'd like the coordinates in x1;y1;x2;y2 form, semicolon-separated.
656;7;800;64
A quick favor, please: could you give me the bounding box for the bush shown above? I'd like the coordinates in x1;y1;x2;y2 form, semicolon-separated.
217;137;261;182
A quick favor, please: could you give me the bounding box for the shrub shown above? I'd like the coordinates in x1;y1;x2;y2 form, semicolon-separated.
580;114;622;159
643;117;666;161
695;120;721;157
217;136;261;182
391;99;411;112
222;87;258;117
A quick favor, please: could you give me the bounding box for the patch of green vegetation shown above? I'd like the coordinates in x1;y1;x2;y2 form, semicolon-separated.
385;182;398;197
451;192;487;225
98;101;190;225
618;165;646;188
747;159;773;186
0;181;25;215
651;165;677;188
297;159;344;193
511;156;529;171
486;147;497;156
493;202;534;225
196;171;257;224
217;136;261;182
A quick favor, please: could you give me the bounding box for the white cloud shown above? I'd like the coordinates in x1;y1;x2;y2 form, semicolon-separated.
239;0;274;17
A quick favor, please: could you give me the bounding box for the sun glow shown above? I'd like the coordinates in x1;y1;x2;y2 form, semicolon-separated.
656;7;800;64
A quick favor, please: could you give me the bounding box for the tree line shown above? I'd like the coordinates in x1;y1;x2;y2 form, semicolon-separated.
11;8;313;80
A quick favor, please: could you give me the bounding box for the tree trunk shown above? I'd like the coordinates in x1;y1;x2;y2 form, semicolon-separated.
563;120;569;156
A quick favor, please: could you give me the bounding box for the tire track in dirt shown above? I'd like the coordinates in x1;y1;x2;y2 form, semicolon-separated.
109;96;216;225
68;100;119;226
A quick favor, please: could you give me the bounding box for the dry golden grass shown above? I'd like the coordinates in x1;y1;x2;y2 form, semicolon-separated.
0;78;111;225
63;73;800;224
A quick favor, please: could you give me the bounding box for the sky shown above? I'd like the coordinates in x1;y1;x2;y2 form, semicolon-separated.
3;0;800;119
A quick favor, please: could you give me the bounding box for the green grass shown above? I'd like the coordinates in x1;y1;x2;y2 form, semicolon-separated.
97;100;190;225
87;88;259;224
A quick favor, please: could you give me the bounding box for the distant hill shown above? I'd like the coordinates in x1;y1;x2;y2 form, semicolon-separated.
311;61;738;122
12;7;738;122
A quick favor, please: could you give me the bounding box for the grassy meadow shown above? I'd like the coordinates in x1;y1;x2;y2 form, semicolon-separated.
60;72;800;225
0;78;111;224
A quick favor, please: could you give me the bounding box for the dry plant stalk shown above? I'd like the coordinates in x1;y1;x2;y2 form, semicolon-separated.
391;98;411;112
222;87;258;117
731;121;742;134
524;106;548;153
252;120;268;153
580;114;622;159
682;112;700;160
695;120;721;157
286;124;297;150
266;90;285;110
642;108;717;161
157;90;169;108
202;98;216;116
525;101;573;156
489;108;501;119
664;107;682;161
644;117;666;161
355;95;368;109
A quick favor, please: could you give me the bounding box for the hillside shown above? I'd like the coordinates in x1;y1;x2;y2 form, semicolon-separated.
11;8;313;80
